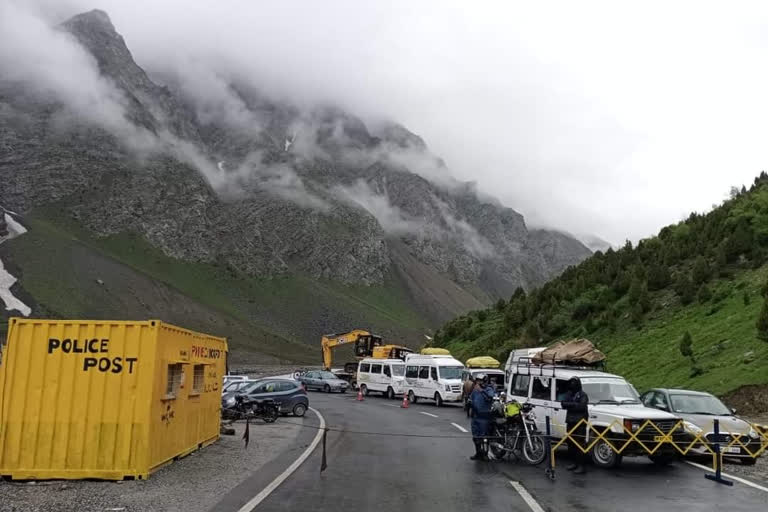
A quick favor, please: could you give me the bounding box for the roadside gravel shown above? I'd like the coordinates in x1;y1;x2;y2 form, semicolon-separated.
721;413;768;485
0;419;307;512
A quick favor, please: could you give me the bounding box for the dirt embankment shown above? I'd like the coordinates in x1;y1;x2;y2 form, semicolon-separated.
721;384;768;416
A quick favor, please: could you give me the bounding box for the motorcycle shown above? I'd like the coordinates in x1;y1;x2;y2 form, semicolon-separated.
223;394;280;424
488;398;547;464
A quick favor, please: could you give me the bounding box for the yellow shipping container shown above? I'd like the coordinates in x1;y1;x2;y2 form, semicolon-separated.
0;318;228;480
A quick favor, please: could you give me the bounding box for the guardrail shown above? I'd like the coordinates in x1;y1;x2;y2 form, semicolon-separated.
543;416;768;484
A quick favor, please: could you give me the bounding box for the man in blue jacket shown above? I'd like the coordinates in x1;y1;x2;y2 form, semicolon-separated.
469;373;496;460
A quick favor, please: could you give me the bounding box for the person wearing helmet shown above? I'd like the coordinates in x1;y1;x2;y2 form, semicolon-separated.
561;377;589;474
468;372;496;460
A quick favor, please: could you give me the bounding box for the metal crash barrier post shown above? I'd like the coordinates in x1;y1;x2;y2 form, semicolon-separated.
544;414;555;480
705;419;733;486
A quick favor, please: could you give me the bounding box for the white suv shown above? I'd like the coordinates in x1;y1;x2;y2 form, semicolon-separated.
505;349;688;468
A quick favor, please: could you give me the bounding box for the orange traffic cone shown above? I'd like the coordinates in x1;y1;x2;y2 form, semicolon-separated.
357;388;364;401
401;393;409;408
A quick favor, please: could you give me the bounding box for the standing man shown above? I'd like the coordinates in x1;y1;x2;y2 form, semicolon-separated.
469;373;496;460
561;377;589;474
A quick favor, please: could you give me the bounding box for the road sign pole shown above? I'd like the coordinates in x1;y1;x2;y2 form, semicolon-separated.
705;419;733;486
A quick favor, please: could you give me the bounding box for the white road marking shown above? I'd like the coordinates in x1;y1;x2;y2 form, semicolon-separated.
419;411;438;418
684;460;768;493
237;407;326;512
510;481;545;512
384;404;400;407
451;423;468;433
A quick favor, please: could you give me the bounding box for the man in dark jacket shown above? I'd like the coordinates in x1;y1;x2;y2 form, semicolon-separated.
561;377;589;474
469;373;496;460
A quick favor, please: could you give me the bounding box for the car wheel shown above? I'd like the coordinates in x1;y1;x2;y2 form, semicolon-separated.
324;384;331;393
434;392;443;407
741;457;758;466
341;387;347;394
292;403;307;417
591;438;622;468
408;390;418;403
386;387;395;400
360;384;369;396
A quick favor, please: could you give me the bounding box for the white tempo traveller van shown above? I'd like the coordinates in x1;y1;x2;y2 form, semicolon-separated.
356;358;407;399
404;354;464;406
505;348;688;468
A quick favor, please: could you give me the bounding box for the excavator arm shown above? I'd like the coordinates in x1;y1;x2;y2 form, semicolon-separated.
321;329;375;370
320;330;412;370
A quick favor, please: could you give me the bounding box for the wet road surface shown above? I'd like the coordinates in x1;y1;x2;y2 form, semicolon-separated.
216;392;768;512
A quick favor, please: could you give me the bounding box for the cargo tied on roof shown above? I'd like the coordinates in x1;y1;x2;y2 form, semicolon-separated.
420;347;451;355
0;318;228;480
530;338;605;366
465;356;501;369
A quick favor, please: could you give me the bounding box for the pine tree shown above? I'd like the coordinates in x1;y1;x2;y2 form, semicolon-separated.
756;298;768;341
761;278;768;298
647;263;672;291
679;331;694;362
630;303;644;328
628;277;643;305
697;284;712;303
495;298;506;312
675;273;696;305
639;283;651;313
692;256;711;284
743;291;751;306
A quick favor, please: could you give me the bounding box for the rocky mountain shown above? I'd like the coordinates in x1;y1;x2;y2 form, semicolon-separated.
0;10;590;359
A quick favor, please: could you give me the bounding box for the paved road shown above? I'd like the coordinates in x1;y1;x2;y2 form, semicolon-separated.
216;392;768;512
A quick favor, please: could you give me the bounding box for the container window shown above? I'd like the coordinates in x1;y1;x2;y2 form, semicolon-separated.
192;364;205;394
166;363;183;397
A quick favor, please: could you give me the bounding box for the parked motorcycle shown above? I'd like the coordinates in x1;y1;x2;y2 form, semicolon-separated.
223;394;280;423
488;398;547;464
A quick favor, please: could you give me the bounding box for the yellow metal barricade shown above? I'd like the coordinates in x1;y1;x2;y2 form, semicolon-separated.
549;417;768;474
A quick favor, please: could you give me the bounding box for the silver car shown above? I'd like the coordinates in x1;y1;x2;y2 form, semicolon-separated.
641;388;763;465
300;370;349;393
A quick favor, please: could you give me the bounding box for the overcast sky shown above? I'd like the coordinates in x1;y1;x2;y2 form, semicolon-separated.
22;0;768;244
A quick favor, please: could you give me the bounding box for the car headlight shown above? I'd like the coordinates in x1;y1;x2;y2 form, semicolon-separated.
225;397;236;407
623;419;641;433
445;384;451;392
683;421;703;435
748;428;760;440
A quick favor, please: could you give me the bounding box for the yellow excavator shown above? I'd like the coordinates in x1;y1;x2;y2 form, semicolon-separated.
321;329;413;387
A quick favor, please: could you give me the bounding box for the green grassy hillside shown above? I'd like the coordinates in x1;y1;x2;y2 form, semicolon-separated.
1;209;432;364
434;176;768;398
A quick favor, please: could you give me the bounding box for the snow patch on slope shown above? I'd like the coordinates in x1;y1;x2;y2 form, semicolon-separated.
0;211;31;316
